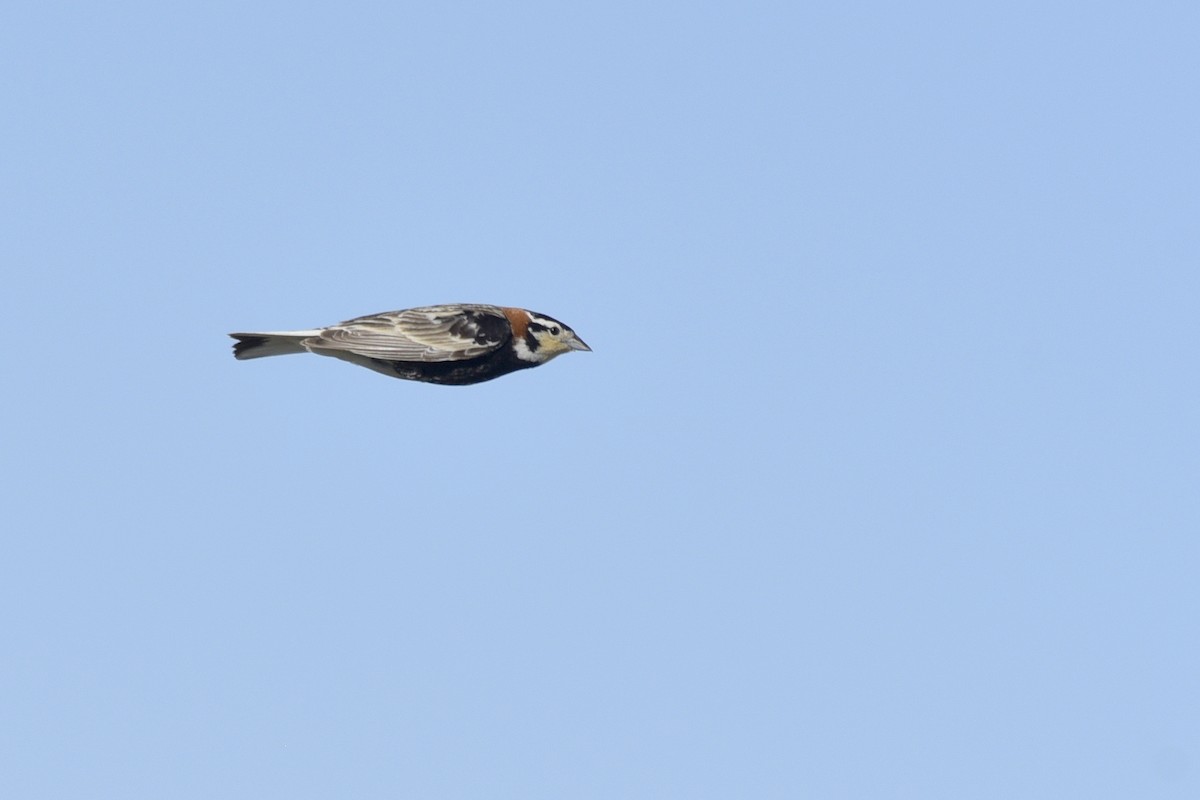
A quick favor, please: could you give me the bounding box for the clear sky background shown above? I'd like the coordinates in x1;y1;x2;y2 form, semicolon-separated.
2;2;1197;798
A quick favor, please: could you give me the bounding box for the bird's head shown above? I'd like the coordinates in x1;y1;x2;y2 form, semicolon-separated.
513;310;591;363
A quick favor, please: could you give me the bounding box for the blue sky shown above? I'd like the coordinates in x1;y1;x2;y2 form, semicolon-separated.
2;1;1197;797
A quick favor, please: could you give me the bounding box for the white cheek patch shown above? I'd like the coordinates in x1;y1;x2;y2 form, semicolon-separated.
512;335;543;363
513;333;567;363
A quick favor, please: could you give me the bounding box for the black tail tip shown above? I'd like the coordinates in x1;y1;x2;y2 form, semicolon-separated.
230;334;267;359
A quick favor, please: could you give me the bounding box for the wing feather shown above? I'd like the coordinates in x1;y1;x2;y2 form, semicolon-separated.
302;304;511;363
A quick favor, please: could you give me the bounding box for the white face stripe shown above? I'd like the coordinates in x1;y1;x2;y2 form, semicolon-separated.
527;313;569;333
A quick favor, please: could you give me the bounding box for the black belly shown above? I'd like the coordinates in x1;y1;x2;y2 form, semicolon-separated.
371;349;535;385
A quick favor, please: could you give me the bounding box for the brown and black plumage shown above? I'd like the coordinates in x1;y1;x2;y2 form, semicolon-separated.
229;304;590;385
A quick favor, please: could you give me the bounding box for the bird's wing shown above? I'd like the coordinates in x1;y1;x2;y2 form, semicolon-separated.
302;304;512;363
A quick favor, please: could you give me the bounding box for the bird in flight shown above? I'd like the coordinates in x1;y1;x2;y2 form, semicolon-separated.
229;304;590;385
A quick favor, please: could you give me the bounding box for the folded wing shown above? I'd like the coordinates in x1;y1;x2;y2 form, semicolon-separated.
303;304;512;363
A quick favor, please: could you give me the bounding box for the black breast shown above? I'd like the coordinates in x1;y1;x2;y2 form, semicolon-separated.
373;346;535;385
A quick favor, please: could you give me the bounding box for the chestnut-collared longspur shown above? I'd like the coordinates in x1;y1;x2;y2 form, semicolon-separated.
229;304;591;385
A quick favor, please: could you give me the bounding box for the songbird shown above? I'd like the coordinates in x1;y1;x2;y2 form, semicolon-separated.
229;304;590;385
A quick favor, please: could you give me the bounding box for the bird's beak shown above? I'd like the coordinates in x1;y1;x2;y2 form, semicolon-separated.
568;335;592;352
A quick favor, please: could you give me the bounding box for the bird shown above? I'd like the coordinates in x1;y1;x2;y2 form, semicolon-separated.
229;304;591;385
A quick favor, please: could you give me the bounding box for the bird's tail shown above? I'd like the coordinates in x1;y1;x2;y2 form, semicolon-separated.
229;330;321;360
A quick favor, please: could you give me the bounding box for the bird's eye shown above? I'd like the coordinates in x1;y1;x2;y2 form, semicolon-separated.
550;326;560;336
